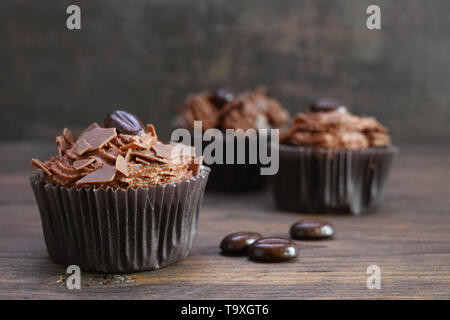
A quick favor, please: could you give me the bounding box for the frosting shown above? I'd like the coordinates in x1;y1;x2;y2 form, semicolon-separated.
280;103;391;149
31;120;202;188
176;89;289;131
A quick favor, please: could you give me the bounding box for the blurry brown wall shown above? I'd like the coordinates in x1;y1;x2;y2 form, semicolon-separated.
1;0;449;143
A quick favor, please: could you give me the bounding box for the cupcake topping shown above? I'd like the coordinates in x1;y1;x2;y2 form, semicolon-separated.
176;88;289;131
210;88;234;108
281;99;391;149
308;98;347;114
104;110;145;135
31;111;202;188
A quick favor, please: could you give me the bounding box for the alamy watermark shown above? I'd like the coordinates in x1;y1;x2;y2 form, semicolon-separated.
66;265;81;289
171;121;280;176
366;265;381;289
366;5;381;30
66;5;81;30
66;4;381;32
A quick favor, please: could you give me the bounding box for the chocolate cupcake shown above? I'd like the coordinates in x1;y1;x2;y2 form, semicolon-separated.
271;99;397;215
175;88;289;191
30;111;209;273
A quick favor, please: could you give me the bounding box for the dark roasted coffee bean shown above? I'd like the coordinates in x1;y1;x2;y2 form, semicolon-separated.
220;231;262;255
248;237;298;262
210;88;234;108
104;110;144;135
309;98;347;113
290;219;335;240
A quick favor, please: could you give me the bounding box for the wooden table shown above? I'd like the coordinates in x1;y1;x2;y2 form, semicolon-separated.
0;143;449;299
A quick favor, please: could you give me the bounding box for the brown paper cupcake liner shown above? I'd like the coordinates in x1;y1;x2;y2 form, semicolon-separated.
270;145;397;215
30;166;210;273
177;131;271;192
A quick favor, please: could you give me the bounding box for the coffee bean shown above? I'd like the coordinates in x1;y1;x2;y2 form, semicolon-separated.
290;219;335;240
220;231;262;255
210;88;234;108
104;110;144;135
248;237;298;262
309;98;347;113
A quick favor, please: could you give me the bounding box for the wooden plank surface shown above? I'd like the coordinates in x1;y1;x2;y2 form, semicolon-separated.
0;143;449;299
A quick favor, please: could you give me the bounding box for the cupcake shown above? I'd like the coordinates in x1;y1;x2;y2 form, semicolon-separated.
271;98;397;215
175;88;289;191
30;110;209;273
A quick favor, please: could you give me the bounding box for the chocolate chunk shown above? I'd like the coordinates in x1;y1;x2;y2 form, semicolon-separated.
309;98;347;113
75;165;116;185
151;144;174;159
73;158;95;170
248;237;298;262
81;127;117;150
189;156;203;175
104;110;144;135
180;95;220;130
78;123;100;140
119;141;149;151
74;139;92;156
135;157;151;165
115;155;129;177
171;143;195;158
146;124;157;138
141;132;156;147
210;88;234;108
220;231;262;255
56;136;70;152
132;150;170;164
290;219;335;240
31;158;52;176
63;128;74;144
124;149;133;161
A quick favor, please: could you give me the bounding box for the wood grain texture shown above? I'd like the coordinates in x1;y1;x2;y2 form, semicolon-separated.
0;143;449;299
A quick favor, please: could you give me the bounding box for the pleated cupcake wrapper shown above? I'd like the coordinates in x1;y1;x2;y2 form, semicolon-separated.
270;146;397;215
181;131;271;192
30;166;210;273
206;161;266;192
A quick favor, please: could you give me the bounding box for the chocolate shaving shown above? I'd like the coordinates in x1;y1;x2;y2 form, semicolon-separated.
32;119;199;188
189;156;203;176
110;136;125;148
81;127;117;150
124;149;133;162
135;157;151;165
81;122;100;135
141;133;156;147
115;155;129;177
48;162;84;179
31;158;52;176
172;143;195;158
119;141;148;151
133;151;170;164
63;128;74;144
73;158;95;170
95;148;118;162
56;136;70;152
74;139;92;156
147;124;157;138
75;165;116;185
151;144;174;159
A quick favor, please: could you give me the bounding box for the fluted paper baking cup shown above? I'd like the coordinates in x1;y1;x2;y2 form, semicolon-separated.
270;145;397;215
30;166;210;273
178;131;270;191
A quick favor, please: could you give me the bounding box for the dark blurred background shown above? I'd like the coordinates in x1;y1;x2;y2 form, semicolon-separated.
1;0;449;143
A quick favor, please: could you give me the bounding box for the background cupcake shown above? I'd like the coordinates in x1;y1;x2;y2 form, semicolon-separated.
175;88;289;191
271;99;397;215
30;110;209;273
